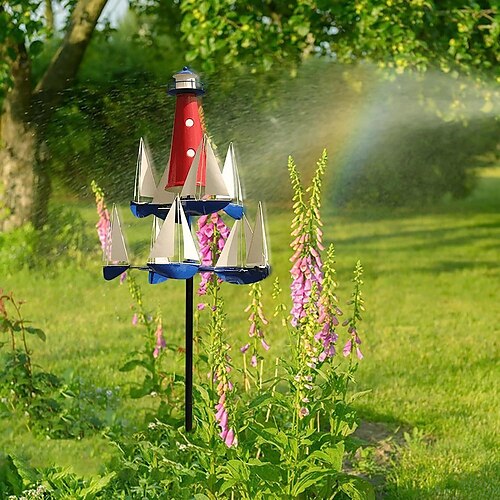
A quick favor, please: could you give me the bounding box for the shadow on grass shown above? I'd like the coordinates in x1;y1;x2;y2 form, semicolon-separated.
414;260;500;275
333;220;500;247
383;461;500;499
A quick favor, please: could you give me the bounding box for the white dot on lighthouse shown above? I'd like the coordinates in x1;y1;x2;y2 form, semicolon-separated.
186;148;196;157
185;118;194;127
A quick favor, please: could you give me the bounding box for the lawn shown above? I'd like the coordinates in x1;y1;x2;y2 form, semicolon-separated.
1;167;499;499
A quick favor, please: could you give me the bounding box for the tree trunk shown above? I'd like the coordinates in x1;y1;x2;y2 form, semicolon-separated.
0;0;108;231
0;44;37;232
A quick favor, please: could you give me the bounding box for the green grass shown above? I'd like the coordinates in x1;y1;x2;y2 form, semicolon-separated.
1;168;499;498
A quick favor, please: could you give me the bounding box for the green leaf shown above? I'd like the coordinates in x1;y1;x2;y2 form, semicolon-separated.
254;426;289;449
348;389;372;403
248;393;273;409
80;472;116;498
0;317;12;332
339;475;375;500
119;359;149;372
307;442;344;471
248;460;283;483
29;40;44;57
0;454;23;495
10;455;38;485
25;326;46;341
291;467;335;496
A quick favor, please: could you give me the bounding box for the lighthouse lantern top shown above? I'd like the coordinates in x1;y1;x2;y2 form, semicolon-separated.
168;66;205;96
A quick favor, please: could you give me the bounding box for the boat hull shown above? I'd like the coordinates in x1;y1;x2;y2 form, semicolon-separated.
148;271;168;285
130;201;156;218
223;203;244;220
103;265;130;281
149;262;200;280
131;200;230;219
215;265;271;285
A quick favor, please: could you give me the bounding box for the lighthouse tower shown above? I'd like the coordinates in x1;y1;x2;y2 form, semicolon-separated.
166;67;206;188
130;66;241;220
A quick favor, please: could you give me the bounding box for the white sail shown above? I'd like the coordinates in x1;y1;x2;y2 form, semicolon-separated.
222;143;243;201
181;135;229;199
149;198;177;259
179;202;200;261
149;198;199;263
150;217;169;263
243;215;253;258
204;138;230;197
215;220;241;268
138;138;157;198
246;202;267;267
152;158;176;204
180;140;202;198
109;205;129;263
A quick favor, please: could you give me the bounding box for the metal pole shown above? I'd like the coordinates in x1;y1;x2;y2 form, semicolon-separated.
185;276;194;432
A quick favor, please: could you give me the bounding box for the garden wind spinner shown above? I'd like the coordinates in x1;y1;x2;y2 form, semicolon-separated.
102;67;271;430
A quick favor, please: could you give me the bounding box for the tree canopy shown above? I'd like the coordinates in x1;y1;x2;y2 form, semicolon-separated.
177;0;498;80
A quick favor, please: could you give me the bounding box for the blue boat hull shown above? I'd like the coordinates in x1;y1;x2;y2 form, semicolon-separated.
223;203;244;220
149;262;200;280
215;265;271;285
130;200;231;220
103;265;130;281
148;271;168;285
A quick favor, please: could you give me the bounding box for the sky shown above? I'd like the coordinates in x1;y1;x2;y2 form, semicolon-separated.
54;0;129;29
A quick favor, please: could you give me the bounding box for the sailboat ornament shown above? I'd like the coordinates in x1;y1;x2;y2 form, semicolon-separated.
103;67;270;285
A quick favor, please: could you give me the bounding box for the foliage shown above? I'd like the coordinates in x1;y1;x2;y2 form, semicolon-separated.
0;0;45;99
0;206;94;275
0;452;115;499
179;0;499;81
36;22;179;202
119;272;184;417
92;151;374;498
0;290;121;440
332;113;500;207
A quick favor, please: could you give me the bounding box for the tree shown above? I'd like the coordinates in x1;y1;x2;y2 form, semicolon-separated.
2;1;498;230
0;0;108;231
178;0;499;80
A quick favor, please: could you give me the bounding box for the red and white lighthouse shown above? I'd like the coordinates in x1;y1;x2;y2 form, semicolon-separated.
166;67;206;188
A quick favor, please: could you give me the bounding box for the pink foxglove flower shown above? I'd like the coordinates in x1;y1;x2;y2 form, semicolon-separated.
153;320;166;359
196;213;230;295
244;283;270;358
224;428;236;447
91;181;110;253
342;339;352;357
